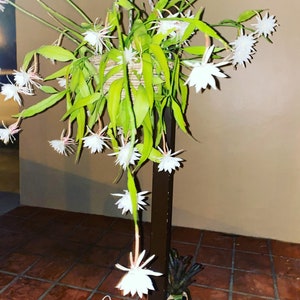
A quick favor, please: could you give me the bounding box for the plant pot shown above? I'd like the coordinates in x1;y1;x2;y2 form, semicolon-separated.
167;291;188;300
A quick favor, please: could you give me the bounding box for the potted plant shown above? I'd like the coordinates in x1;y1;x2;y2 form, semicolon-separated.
0;0;277;298
167;248;204;300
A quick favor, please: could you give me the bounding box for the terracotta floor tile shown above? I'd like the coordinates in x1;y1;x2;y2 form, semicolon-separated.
20;237;58;255
91;293;126;300
273;256;300;278
233;270;275;298
0;273;15;289
0;252;39;274
97;231;133;249
277;276;300;300
41;221;76;238
45;239;88;261
42;285;91;300
6;206;40;218
172;226;202;244
97;269;124;296
271;240;300;259
55;211;89;226
80;246;122;267
0;277;51;300
25;257;72;281
171;241;198;257
235;252;272;274
235;236;269;254
197;246;232;268
1;206;300;300
0;229;30;250
232;293;273;300
0;215;24;232
189;285;229;299
60;263;110;289
201;231;234;249
67;225;104;245
80;214;115;229
193;265;231;290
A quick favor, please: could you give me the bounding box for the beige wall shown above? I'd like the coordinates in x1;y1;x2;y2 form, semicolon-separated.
17;1;300;242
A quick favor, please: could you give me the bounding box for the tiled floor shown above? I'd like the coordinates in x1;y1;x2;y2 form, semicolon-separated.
1;145;300;299
0;206;299;299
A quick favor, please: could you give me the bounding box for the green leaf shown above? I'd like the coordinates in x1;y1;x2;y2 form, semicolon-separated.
62;93;101;120
22;50;36;70
135;113;153;169
172;99;187;133
155;0;168;10
18;91;66;118
179;78;188;113
127;169;138;225
107;78;123;131
132;20;151;52
136;144;162;163
237;10;261;23
187;18;227;45
37;45;75;62
39;85;59;94
150;44;170;89
133;85;150;128
116;0;134;10
183;46;206;56
142;53;154;108
44;65;70;81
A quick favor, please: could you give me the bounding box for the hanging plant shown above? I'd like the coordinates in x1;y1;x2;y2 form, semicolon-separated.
0;0;277;298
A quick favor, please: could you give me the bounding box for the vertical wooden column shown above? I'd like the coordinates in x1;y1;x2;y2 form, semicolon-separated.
149;107;176;300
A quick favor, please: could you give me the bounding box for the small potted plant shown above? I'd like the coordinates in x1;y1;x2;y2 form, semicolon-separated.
167;248;204;300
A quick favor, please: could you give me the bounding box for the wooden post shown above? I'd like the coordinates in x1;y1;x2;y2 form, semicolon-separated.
149;107;175;299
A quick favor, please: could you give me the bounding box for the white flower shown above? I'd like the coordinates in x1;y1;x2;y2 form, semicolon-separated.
0;83;33;106
108;136;141;170
0;0;8;12
111;190;148;215
156;13;179;36
13;67;42;91
83;25;115;54
157;146;183;173
57;77;67;88
185;45;229;92
231;33;257;67
118;45;138;65
49;131;76;156
82;126;110;154
171;10;194;41
0;121;21;144
252;12;277;38
115;250;162;298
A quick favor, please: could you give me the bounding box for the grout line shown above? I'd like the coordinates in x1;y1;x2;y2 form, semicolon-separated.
192;230;203;265
267;240;280;299
38;219;120;300
228;236;236;300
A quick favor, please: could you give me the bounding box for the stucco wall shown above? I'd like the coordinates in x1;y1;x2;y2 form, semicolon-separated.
16;0;300;242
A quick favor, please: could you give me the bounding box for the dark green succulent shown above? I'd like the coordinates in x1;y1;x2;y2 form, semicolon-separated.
167;248;204;298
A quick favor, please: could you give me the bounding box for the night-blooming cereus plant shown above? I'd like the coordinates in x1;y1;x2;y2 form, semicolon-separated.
0;0;277;298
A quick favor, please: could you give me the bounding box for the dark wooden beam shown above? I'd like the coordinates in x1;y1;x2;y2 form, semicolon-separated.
149;107;176;299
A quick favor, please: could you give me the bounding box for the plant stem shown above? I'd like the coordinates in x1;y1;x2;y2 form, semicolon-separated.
7;0;80;45
37;0;84;33
65;0;92;24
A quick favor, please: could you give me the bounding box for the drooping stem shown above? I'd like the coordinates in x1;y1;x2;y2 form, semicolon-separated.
7;0;80;45
37;0;84;34
134;223;140;262
65;0;92;24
